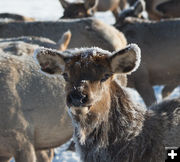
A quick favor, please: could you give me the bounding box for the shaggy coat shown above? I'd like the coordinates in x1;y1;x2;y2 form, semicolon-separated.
35;45;180;162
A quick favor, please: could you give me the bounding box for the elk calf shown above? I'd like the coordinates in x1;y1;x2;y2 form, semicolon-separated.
35;44;180;162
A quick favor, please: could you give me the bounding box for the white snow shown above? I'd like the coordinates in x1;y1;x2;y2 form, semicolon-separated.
0;0;179;161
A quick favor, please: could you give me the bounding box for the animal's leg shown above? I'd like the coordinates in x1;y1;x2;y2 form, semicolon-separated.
119;0;127;10
131;67;157;107
0;157;11;162
162;85;177;98
135;81;156;106
14;142;36;162
66;141;75;151
36;149;54;162
112;7;120;21
130;65;157;106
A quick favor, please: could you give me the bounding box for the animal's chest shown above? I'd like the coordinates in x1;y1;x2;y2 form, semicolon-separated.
77;141;165;162
78;147;140;162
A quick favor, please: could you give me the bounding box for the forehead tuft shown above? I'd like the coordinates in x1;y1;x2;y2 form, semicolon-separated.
65;47;112;66
65;48;111;78
65;47;111;58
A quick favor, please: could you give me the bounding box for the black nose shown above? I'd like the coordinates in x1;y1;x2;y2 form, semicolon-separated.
67;90;88;107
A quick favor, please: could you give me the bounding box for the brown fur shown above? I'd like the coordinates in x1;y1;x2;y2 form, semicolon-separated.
145;0;180;20
128;0;180;20
35;44;180;162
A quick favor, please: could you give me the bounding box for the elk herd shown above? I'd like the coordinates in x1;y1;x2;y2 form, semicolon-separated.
0;0;179;162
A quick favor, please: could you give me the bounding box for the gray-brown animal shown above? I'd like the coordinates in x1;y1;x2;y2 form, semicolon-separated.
128;0;180;20
115;0;180;106
0;18;127;51
116;0;146;23
146;0;180;20
0;32;72;162
35;44;180;162
59;0;127;20
0;31;72;53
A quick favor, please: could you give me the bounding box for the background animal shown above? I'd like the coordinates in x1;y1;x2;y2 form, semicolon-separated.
59;0;127;20
128;0;180;20
0;31;72;52
0;31;73;162
115;0;180;106
0;18;127;51
35;44;180;162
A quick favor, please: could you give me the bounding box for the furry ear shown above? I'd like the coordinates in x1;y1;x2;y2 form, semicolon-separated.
56;30;72;51
110;44;141;74
133;0;146;17
116;0;145;25
84;0;98;15
59;0;70;9
34;48;66;75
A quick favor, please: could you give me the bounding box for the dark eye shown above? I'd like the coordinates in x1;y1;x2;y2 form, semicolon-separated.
62;73;69;81
101;74;110;82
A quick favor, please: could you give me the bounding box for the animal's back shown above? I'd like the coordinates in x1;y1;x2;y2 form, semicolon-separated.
121;18;180;85
0;18;126;51
150;98;180;147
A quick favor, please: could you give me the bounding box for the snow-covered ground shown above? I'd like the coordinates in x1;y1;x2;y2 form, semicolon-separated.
0;0;179;161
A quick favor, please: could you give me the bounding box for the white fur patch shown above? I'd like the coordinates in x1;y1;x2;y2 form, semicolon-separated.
127;43;141;74
65;46;112;57
111;43;141;74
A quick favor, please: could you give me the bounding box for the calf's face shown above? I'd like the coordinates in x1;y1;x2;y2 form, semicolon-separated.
35;44;140;114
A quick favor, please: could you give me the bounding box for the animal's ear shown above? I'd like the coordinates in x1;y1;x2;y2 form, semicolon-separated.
116;0;145;25
56;30;72;51
110;44;141;74
133;0;146;17
84;0;98;15
59;0;70;9
34;48;67;75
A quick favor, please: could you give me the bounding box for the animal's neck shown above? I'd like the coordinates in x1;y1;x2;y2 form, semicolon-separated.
73;83;111;145
74;80;146;146
74;80;166;162
108;80;146;141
